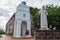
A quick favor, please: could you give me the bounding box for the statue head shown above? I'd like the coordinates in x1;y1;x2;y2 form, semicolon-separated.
42;5;45;10
22;1;26;5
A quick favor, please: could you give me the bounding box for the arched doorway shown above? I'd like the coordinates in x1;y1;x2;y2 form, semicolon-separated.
21;21;27;36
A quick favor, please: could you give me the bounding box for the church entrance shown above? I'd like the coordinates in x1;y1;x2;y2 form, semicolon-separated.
21;21;27;36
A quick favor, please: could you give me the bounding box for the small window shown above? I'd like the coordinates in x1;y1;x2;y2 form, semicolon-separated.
23;14;26;18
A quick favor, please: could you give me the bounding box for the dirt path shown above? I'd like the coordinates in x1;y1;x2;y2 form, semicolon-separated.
0;35;20;40
0;35;12;40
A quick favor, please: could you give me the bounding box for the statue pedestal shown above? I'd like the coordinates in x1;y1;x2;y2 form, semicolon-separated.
34;30;60;40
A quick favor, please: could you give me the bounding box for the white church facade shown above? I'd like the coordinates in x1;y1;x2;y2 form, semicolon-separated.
6;1;32;37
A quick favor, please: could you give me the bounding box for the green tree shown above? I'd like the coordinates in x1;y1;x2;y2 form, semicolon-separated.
46;4;60;30
0;29;5;34
30;7;40;30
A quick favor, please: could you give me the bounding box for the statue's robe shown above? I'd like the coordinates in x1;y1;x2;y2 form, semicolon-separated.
38;10;48;30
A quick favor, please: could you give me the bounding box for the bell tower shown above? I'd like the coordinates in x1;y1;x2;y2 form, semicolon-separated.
13;1;31;37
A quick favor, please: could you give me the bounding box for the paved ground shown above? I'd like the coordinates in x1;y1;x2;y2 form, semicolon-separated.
0;35;20;40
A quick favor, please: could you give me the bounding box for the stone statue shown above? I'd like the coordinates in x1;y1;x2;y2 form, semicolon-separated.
38;6;48;30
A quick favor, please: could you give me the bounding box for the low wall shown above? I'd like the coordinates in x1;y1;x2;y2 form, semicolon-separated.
34;30;60;40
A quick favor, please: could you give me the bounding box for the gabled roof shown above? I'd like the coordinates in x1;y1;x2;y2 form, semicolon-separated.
6;13;15;25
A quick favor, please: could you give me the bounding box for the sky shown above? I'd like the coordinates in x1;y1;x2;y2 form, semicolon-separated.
0;0;60;30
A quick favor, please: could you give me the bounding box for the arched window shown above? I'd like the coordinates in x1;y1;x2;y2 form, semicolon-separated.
23;14;26;18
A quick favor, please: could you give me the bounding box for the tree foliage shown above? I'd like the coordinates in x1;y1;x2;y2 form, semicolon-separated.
0;29;5;34
46;5;60;30
30;7;40;30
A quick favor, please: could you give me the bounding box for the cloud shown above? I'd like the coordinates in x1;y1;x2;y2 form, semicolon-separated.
0;16;8;30
0;0;60;30
0;8;10;30
0;8;10;17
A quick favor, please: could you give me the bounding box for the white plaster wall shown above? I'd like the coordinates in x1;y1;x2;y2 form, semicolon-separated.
15;4;30;21
13;20;21;37
27;21;31;37
13;19;31;37
20;20;31;37
13;2;31;37
13;20;17;37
